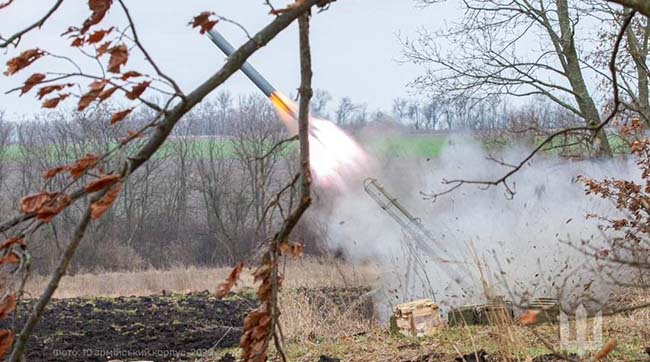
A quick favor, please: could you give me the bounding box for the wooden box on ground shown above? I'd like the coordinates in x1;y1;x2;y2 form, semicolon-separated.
391;299;443;337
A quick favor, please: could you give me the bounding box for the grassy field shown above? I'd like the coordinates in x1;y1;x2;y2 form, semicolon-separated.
0;134;450;162
363;135;447;158
1;131;634;165
22;258;650;362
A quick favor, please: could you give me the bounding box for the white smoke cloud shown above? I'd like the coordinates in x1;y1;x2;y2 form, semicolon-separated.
311;133;638;315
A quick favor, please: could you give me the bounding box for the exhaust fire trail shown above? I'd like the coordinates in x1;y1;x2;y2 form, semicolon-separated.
207;30;369;187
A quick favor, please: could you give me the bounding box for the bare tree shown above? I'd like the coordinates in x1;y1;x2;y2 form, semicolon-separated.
335;96;358;126
192;95;292;264
589;3;650;125
392;97;409;122
311;89;332;118
0;1;332;361
391;97;441;130
405;0;614;156
0;111;12;215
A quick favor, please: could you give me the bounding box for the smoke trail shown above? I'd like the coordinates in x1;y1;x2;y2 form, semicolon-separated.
311;133;637;315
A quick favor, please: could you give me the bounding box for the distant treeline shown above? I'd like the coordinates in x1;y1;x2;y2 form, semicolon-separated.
0;92;588;273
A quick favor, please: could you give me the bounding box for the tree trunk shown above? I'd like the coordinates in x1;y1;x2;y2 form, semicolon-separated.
627;21;650;125
557;0;613;156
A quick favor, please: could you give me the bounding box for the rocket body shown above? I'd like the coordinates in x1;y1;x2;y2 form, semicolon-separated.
207;30;277;97
206;28;370;189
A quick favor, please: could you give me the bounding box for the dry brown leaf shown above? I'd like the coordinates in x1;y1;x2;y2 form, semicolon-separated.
36;194;71;223
119;130;141;144
241;308;272;362
36;83;72;100
89;79;108;91
0;253;19;265
107;44;128;73
90;182;122;219
20;73;46;95
87;27;113;44
96;41;111;57
279;242;304;259
519;309;540;326
120;71;142;80
0;295;16;320
593;339;617;361
78;90;101;111
189;12;218;34
78;80;107;111
42;165;67;179
252;263;272;283
20;192;56;214
81;0;113;34
215;261;245;299
0;329;14;358
110;108;133;124
256;282;275;302
258;314;272;329
0;237;24;251
85;174;120;193
42;93;69;109
241;254;278;362
4;48;45;76
98;86;118;101
243;310;263;330
125;81;150;100
68;153;100;179
71;36;85;47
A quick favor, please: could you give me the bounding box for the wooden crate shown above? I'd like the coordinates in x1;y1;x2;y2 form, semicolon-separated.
391;299;443;336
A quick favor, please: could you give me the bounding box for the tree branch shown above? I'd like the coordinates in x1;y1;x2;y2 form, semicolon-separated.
0;0;332;234
427;9;636;200
0;0;63;48
267;12;313;362
116;0;185;99
8;193;99;362
606;0;650;16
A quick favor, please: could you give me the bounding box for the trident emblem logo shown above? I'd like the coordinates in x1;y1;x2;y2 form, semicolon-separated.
559;304;603;355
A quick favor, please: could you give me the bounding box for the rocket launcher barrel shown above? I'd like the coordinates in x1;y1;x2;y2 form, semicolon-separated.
363;178;438;256
363;178;467;267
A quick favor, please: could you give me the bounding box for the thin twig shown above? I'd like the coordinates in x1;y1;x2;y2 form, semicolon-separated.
0;1;327;235
0;0;63;48
427;10;637;200
8;192;101;362
116;0;185;100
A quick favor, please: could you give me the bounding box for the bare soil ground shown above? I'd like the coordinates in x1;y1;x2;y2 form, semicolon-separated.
2;292;254;362
13;261;650;362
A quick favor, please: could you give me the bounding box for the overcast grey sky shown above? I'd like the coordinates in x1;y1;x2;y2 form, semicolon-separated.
0;1;460;120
